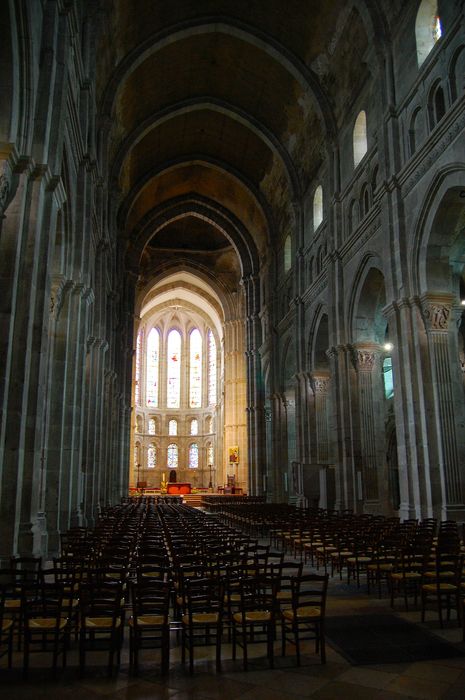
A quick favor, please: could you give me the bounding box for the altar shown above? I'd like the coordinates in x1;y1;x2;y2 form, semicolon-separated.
167;482;191;495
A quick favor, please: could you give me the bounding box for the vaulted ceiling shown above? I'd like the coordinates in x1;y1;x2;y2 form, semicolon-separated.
97;0;376;291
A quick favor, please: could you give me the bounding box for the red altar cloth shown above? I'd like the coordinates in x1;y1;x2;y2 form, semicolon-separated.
167;482;191;494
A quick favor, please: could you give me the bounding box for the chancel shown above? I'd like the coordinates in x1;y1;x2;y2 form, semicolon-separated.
1;0;465;693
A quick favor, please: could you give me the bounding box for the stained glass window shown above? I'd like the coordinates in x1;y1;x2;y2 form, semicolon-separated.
207;330;217;406
135;330;143;406
207;443;213;467
146;328;159;407
167;443;178;468
167;329;181;408
148;418;156;435
168;419;177;436
189;329;202;408
188;443;199;469
190;419;198;435
148;443;156;468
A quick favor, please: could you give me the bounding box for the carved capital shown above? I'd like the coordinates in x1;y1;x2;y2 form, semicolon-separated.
352;348;376;372
421;294;454;332
311;373;331;394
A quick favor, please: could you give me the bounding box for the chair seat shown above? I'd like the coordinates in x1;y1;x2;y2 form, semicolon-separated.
182;612;219;624
347;556;371;563
424;570;454;578
276;591;292;601
28;617;68;630
130;614;166;626
367;563;393;571
2;620;14;632
5;599;21;610
422;583;457;592
85;616;121;629
391;571;421;580
233;610;271;623
282;605;321;621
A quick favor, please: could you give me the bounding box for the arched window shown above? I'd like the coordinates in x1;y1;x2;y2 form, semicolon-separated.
189;328;202;408
168;419;177;436
147;443;156;468
167;443;178;468
450;46;465;102
416;0;442;67
146;328;159;407
429;83;446;128
190;419;198;435
148;418;156;435
135;330;142;406
382;357;394;400
313;185;323;230
167;329;181;408
188;443;199;469
207;329;217;405
361;184;371;217
284;235;292;273
207;443;214;467
353;111;368;167
134;441;141;468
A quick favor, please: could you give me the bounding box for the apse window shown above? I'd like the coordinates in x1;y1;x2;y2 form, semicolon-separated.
168;419;177;436
167;443;178;468
190;418;198;435
147;444;156;468
284;235;292;273
353;111;368;168
383;357;394;400
416;0;442;67
188;443;199;469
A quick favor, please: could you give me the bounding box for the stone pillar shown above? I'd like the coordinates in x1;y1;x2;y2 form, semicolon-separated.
326;345;357;512
243;274;265;496
383;300;426;520
421;293;465;519
352;344;382;505
223;318;248;491
311;373;331;464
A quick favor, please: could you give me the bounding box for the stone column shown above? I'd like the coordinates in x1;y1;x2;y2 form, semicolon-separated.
223;317;248;491
421;293;465;519
311;373;331;464
352;344;382;505
326;345;356;512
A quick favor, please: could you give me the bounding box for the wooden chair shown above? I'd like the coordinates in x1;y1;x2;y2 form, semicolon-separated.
0;585;14;668
22;581;70;678
281;573;328;665
181;577;224;673
421;552;463;627
79;581;125;676
129;579;171;675
232;574;278;670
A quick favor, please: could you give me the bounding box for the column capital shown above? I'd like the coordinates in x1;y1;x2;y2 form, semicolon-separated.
420;292;455;332
311;372;331;394
351;343;381;372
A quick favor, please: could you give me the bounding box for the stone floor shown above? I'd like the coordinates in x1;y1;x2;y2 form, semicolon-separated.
1;573;465;700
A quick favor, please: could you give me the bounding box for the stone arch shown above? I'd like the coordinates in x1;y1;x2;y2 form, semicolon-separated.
112;98;301;201
127;194;261;281
310;310;330;373
412;166;465;295
349;257;387;345
449;44;465;102
101;19;337;140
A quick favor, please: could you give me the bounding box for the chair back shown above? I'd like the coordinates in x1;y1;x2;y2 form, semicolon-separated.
290;573;329;617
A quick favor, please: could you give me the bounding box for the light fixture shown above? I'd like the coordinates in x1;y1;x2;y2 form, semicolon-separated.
461;299;465;306
383;342;393;352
